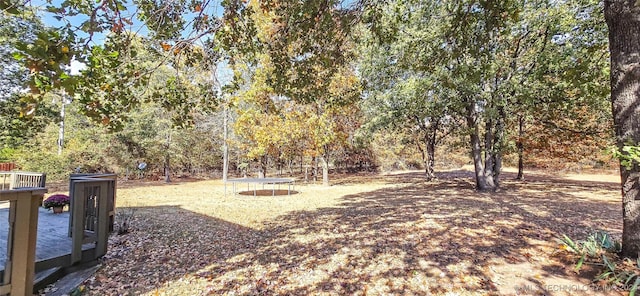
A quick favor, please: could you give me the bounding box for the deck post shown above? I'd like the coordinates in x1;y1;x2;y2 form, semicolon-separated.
10;192;40;295
95;183;109;257
0;188;46;296
70;182;85;264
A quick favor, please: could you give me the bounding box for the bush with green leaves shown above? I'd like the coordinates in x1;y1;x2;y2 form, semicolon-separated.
0;147;15;163
15;146;72;180
609;144;640;170
559;231;640;295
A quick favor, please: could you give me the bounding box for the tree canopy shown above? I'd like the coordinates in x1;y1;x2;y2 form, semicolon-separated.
1;0;631;254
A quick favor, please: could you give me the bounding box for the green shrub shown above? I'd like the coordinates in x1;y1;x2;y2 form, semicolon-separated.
0;147;16;162
15;149;73;181
559;231;640;295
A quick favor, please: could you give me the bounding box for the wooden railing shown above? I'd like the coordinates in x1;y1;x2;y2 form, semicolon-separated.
0;187;47;296
68;174;116;264
0;172;46;191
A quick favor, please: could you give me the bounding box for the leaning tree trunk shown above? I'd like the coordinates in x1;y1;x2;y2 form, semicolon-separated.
605;0;640;259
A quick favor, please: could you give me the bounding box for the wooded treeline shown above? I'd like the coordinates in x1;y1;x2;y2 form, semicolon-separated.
0;0;614;186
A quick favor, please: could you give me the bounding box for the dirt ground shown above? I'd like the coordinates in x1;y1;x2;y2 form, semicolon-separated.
54;167;625;295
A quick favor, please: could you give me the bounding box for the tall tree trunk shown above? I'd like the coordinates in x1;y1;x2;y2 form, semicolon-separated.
321;148;330;186
425;145;436;180
312;156;318;182
484;118;497;189
259;155;267;178
277;158;282;176
466;101;488;190
605;0;640;258
415;115;438;181
492;106;506;187
425;133;436;181
57;95;67;155
164;132;171;183
517;114;525;180
222;101;229;182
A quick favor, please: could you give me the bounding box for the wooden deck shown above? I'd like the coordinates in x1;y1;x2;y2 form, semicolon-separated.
0;203;94;274
1;173;115;294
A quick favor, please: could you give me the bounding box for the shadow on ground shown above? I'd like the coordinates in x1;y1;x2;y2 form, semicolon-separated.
84;170;622;295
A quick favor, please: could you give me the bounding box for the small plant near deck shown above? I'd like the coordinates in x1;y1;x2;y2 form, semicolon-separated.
558;231;640;295
42;194;70;209
116;208;137;235
559;231;619;261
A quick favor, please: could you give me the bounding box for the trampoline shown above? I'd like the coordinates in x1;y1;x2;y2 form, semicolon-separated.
225;178;296;196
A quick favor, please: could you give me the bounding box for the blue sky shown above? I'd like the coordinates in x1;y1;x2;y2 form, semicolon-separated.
29;0;226;43
26;0;355;82
28;0;227;76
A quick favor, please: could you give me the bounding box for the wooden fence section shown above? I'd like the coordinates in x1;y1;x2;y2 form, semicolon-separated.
0;164;15;172
68;174;116;264
0;172;46;191
0;188;47;296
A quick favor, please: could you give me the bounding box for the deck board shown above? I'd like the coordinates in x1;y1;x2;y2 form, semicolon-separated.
0;204;84;271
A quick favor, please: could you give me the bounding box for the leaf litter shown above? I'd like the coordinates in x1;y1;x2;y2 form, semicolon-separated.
43;169;624;295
